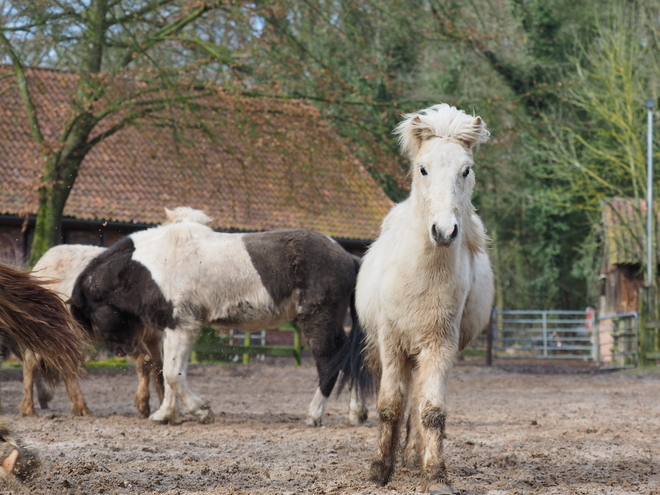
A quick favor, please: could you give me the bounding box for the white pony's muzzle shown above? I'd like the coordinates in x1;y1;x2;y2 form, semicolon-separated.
430;221;458;247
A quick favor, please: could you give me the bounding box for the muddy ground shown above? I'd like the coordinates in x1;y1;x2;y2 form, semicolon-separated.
0;357;659;495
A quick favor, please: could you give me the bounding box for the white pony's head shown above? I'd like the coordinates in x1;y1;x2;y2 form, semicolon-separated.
395;104;489;247
163;206;212;226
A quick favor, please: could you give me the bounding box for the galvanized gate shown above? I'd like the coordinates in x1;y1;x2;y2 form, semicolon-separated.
489;308;639;367
491;309;596;359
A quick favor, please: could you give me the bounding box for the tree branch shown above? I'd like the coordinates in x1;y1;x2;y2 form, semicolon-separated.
0;31;44;144
117;4;215;69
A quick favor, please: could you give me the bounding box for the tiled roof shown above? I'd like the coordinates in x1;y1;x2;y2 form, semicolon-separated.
0;67;393;241
602;197;659;265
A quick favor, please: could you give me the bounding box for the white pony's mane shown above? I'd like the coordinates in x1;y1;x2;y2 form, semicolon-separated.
133;208;214;250
163;206;212;226
394;103;490;159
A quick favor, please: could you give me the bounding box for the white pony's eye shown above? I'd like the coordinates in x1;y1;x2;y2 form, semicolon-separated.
462;166;471;178
420;165;428;177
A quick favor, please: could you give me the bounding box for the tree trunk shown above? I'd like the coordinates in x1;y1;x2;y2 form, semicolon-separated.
27;143;90;267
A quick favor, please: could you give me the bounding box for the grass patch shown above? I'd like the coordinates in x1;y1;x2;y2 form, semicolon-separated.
1;360;22;369
85;357;132;370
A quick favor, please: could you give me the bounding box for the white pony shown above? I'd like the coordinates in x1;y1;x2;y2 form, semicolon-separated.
356;104;494;492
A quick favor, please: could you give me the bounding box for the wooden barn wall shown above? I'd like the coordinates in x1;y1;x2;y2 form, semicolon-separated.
600;263;646;316
0;219;145;267
0;224;26;266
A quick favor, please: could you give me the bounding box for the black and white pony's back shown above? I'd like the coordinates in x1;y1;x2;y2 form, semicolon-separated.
71;222;370;425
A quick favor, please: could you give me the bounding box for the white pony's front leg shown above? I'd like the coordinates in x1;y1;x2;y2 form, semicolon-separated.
306;387;327;426
149;327;213;424
416;337;458;493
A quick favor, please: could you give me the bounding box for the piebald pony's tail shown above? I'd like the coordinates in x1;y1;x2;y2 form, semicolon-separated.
328;256;376;402
0;264;86;384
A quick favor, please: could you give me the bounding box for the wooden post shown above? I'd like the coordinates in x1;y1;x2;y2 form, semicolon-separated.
486;309;495;366
242;331;251;365
639;286;658;366
293;324;302;366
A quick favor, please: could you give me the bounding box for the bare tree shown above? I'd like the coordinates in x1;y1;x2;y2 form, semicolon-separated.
0;0;234;265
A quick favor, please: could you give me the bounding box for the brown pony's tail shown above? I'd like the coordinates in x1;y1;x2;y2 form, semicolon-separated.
0;264;86;382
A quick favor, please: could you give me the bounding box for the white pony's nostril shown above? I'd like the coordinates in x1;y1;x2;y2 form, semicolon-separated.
450;224;458;240
431;224;439;240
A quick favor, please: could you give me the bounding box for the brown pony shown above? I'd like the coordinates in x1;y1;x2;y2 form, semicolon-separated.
0;262;86;480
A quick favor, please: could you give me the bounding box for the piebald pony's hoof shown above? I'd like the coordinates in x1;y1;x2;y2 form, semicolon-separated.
193;405;214;424
348;406;368;426
149;409;176;424
305;415;322;427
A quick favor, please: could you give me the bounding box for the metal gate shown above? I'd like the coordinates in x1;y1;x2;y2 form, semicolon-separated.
491;309;596;359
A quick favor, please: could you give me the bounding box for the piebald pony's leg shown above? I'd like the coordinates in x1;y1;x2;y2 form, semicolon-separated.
415;335;458;493
306;387;327;426
150;327;212;424
370;343;412;486
348;384;368;426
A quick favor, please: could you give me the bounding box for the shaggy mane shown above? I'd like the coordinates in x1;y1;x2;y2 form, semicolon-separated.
164;206;212;226
395;103;490;159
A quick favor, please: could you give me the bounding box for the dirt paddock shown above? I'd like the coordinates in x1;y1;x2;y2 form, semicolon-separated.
1;358;659;495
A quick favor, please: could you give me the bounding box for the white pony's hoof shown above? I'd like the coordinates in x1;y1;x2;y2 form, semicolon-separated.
192;405;214;424
305;415;322;427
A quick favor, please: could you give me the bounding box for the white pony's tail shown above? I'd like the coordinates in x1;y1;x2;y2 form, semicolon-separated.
328;257;377;401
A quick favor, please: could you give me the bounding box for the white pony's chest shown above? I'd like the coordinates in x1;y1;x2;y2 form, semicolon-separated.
357;205;472;347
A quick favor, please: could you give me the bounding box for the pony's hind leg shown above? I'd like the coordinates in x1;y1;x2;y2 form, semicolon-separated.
297;313;347;427
149;326;212;424
306;387;327;427
19;350;39;416
35;377;53;410
64;373;90;416
370;349;412;486
349;384;368;426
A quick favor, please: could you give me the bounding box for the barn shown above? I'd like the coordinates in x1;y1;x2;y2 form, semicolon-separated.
599;197;656;316
0;66;393;265
599;197;660;365
0;66;393;352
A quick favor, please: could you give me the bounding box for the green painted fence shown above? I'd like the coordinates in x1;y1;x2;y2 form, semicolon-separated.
191;322;304;366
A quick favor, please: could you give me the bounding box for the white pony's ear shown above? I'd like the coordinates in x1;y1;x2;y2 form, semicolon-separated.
164;208;175;223
460;116;490;149
394;114;435;159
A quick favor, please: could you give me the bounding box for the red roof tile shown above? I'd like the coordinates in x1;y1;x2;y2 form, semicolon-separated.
0;67;393;241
